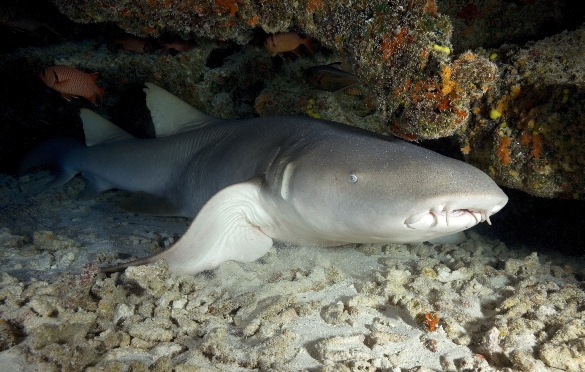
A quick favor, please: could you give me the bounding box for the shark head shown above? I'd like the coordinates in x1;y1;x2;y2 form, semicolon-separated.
266;128;508;245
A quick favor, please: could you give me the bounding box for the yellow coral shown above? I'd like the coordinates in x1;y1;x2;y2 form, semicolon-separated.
432;44;450;54
561;88;569;103
490;109;502;120
306;98;320;118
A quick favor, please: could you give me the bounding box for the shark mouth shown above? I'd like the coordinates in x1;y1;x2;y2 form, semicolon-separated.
404;206;492;229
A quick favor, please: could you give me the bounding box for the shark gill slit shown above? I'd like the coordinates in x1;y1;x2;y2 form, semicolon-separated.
280;162;295;200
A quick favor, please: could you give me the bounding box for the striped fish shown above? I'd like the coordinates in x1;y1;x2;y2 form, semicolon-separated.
264;32;314;56
39;65;104;105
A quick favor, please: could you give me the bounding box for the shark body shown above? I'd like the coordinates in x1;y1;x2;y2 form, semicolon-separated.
21;83;508;274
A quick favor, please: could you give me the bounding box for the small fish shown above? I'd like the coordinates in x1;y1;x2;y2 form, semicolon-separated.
0;7;60;35
113;36;153;54
264;31;314;56
304;63;361;92
39;65;104;105
2;16;60;35
157;39;195;54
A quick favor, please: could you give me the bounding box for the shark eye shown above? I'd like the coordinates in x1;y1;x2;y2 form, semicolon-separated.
349;174;358;183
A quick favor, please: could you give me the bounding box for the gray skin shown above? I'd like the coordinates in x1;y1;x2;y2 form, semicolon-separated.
21;87;508;275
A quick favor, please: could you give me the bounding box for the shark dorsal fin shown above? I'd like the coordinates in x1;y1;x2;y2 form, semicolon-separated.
80;108;133;146
143;82;219;137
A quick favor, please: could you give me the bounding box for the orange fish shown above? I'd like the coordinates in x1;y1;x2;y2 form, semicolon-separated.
39;65;104;105
264;32;314;56
157;39;195;54
113;36;153;54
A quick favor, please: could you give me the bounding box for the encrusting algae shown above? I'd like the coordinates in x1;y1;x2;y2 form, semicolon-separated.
50;0;495;140
462;26;585;199
1;0;582;199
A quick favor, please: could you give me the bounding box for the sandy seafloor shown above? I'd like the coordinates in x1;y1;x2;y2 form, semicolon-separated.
0;171;584;372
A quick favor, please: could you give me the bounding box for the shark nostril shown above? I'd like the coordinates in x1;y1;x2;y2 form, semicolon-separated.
405;211;429;225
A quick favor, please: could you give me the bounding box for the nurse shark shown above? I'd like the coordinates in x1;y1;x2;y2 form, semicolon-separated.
20;83;508;275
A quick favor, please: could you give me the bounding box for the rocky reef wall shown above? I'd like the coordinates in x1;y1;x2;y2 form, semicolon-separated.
1;0;583;198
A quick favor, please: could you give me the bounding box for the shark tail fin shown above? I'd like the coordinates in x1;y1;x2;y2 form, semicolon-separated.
80;108;134;146
143;82;222;137
18;137;84;189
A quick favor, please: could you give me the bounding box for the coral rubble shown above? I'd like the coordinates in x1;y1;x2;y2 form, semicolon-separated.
1;218;584;371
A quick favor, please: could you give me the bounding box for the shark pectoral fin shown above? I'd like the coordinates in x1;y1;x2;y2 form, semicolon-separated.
43;170;78;190
118;191;183;216
143;82;223;137
79;173;114;200
162;180;274;274
102;180;274;275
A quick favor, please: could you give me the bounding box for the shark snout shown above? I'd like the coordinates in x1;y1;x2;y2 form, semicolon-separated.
404;194;508;230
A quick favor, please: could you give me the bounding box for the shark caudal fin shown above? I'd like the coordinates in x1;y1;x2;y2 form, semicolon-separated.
20;109;135;195
143;82;222;137
80;108;133;146
18;137;84;189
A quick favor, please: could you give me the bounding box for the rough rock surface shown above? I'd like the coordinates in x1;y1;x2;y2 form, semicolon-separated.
0;1;583;198
461;25;585;199
50;0;495;139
